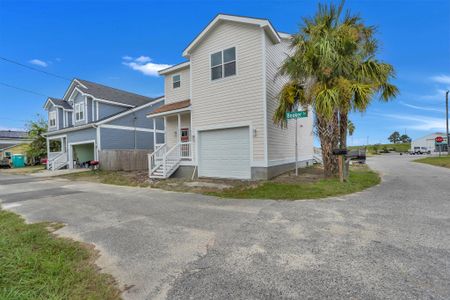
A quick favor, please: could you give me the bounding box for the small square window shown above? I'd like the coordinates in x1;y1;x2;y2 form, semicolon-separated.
211;47;236;80
223;47;236;63
211;52;222;67
224;61;236;77
211;65;222;80
173;75;181;89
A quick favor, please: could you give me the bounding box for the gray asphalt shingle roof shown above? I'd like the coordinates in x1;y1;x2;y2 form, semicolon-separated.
0;130;29;139
48;97;73;109
76;79;155;107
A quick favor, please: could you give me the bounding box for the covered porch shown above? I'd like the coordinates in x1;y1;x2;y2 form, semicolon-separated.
46;135;69;170
147;99;193;178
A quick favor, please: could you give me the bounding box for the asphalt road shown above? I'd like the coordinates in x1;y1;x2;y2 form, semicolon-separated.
1;155;449;299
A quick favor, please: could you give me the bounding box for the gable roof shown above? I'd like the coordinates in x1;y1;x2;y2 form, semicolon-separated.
0;130;29;139
182;14;282;57
44;97;73;110
74;79;154;107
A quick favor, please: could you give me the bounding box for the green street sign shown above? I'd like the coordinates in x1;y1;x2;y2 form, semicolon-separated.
286;111;308;119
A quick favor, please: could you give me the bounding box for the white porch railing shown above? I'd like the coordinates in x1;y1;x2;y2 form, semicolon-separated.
148;142;192;179
48;152;68;171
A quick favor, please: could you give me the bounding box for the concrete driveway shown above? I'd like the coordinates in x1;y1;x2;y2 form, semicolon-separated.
1;155;449;299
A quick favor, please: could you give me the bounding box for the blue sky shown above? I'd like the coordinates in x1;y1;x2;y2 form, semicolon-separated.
1;0;449;145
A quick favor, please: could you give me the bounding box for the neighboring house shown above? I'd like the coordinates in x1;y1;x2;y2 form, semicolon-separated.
411;132;448;153
0;130;32;161
43;79;164;170
148;14;314;180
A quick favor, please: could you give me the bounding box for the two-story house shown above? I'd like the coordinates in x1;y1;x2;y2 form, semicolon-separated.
43;78;164;170
148;14;314;180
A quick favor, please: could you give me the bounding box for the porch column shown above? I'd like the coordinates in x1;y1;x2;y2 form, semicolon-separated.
46;137;50;169
153;118;157;150
177;114;181;143
163;116;167;145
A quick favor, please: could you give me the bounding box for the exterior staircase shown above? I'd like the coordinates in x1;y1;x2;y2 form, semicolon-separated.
48;152;69;171
148;142;192;179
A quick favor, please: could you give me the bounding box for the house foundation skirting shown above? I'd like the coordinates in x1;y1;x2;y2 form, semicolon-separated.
251;159;314;180
170;159;314;180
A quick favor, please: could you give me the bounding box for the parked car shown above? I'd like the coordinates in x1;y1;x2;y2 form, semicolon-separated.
409;147;431;155
0;158;11;168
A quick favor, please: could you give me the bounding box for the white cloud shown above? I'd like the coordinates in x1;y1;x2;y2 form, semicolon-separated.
135;56;151;63
122;56;171;77
122;55;133;61
399;101;444;113
29;59;47;67
431;74;450;85
382;113;446;131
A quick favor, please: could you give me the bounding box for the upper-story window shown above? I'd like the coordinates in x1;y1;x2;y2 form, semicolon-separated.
172;74;181;89
49;111;57;128
75;102;84;121
211;47;236;80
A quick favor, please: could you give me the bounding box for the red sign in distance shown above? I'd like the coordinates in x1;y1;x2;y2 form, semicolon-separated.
435;136;444;143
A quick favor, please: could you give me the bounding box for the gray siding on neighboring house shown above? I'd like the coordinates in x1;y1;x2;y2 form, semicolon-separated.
67;128;96;144
58;108;64;129
98;102;127;120
155;118;164;130
108;100;164;129
156;133;165;144
67;111;73;127
86;97;93;123
100;127;155;150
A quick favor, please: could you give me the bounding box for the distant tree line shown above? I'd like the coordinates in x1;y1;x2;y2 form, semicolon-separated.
388;131;411;144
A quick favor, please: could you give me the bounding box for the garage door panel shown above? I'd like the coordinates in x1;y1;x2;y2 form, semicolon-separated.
198;127;251;179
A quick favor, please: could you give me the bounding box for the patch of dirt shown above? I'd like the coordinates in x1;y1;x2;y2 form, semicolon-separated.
271;166;325;184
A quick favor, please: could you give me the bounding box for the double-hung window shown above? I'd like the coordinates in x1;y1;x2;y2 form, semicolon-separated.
75;103;84;121
173;74;181;89
49;111;56;128
211;47;236;80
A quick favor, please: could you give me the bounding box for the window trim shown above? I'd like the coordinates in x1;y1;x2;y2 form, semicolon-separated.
210;46;237;81
74;102;85;122
172;74;181;89
49;111;57;128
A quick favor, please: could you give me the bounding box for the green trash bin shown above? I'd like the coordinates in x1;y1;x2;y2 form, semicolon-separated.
11;154;25;168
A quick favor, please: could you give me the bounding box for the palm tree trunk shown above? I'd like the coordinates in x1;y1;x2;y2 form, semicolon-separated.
339;111;348;149
317;114;339;178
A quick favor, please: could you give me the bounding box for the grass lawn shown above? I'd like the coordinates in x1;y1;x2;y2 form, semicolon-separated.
414;155;450;169
207;166;380;200
0;210;121;299
0;165;45;175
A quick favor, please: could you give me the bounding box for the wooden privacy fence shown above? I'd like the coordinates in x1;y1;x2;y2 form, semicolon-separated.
99;149;151;171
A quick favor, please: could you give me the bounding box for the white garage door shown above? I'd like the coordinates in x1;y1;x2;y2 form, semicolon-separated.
198;127;251;179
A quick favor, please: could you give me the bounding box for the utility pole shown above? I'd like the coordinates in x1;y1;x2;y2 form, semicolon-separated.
446;91;449;155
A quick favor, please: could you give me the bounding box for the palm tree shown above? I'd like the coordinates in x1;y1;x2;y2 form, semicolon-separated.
273;0;398;177
348;120;355;136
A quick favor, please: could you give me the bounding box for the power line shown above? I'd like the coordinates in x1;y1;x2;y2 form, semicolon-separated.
0;81;48;97
0;56;71;81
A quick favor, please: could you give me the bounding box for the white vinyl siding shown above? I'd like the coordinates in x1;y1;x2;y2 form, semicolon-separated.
265;36;314;162
198;127;250;179
165;113;190;148
164;67;190;104
190;21;265;162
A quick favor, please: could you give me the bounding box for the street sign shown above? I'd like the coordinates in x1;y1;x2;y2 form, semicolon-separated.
435;136;444;143
286;111;308;119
